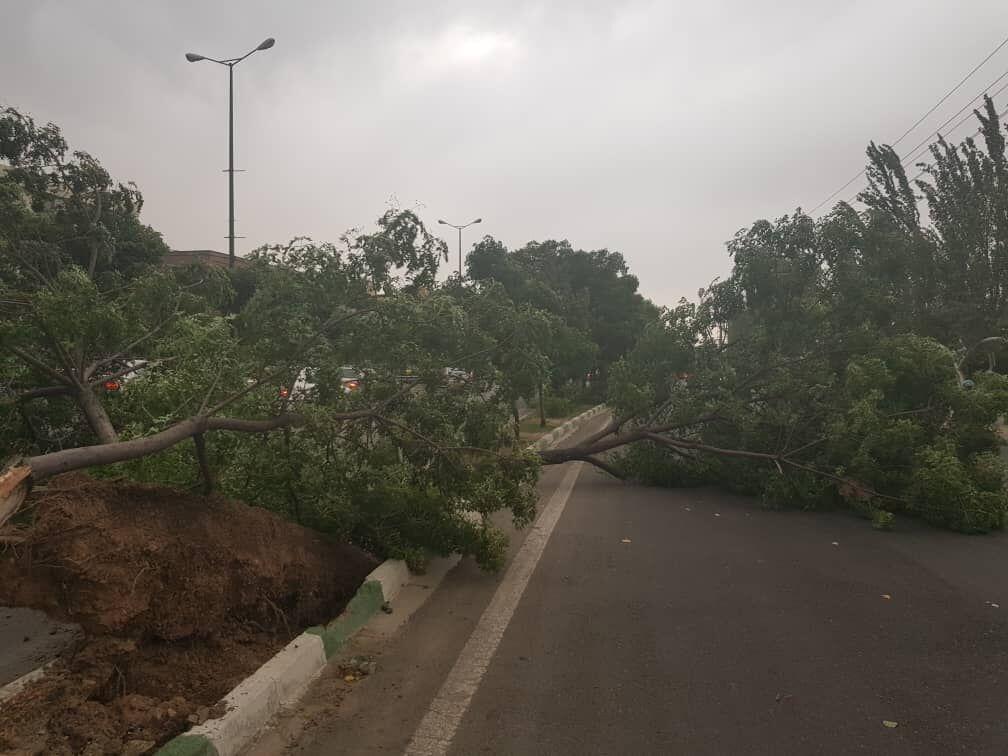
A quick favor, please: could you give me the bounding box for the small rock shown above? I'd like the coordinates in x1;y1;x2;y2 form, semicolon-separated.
196;706;210;724
381;602;393;614
344;674;356;683
187;714;199;725
831;541;839;547
882;720;898;728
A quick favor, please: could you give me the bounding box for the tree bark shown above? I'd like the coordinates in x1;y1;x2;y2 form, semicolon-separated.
77;386;119;444
192;433;214;495
538;379;546;428
512;401;521;441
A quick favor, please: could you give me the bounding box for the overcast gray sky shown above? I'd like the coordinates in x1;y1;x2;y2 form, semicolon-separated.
3;1;1007;306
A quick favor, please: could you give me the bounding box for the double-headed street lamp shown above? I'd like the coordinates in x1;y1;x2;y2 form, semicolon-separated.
438;218;482;278
185;37;276;269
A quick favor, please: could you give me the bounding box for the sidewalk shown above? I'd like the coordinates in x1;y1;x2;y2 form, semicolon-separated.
0;608;80;691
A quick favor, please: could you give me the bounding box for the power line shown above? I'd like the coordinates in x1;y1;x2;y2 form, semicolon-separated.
889;34;1008;148
809;33;1008;215
842;73;1008;207
909;87;1008;185
897;68;1008;169
852;77;1008;203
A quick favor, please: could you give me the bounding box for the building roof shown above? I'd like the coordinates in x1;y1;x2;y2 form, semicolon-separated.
163;249;251;270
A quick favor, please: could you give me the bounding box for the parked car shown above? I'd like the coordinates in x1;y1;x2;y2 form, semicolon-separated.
277;366;363;399
443;367;472;385
340;366;364;394
398;367;422;385
99;359;151;393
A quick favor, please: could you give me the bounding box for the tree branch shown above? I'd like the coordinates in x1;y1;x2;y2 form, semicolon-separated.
540;420;907;506
9;346;73;386
23;408;376;480
84;314;177;381
189;307;380;419
87;359;150;387
0;385;73;406
575;455;625;479
577;413;626;448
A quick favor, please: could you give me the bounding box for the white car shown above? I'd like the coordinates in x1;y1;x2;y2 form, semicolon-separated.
278;366;362;399
443;367;472;384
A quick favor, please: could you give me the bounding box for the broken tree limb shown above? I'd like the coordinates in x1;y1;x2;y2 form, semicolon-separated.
21;411;368;481
0;466;31;529
0;385;74;406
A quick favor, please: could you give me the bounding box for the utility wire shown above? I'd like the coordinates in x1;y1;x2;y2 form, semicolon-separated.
898;68;1008;170
889;34;1008;148
809;33;1008;214
908;81;1008;185
841;84;1008;208
842;74;1008;207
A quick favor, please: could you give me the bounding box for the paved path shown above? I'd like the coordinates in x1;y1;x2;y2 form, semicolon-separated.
0;607;80;687
263;415;1008;755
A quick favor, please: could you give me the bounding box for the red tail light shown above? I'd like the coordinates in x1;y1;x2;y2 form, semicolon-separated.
279;387;290;399
346;380;360;391
104;380;121;392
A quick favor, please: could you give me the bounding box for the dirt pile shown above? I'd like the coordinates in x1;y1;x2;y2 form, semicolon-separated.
0;474;378;754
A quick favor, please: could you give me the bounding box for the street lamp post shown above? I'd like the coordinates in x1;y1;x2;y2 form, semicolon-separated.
185;37;275;269
437;218;482;278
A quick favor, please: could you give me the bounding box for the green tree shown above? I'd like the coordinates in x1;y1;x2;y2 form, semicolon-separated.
559;99;1008;533
468;236;659;391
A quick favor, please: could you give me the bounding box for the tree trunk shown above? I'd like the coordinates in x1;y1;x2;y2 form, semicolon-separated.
77;387;119;444
538;379;546;428
193;433;214;495
26;413;306;480
512;401;521;442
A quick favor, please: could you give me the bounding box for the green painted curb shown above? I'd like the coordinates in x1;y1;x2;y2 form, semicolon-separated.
305;578;384;658
155;733;218;756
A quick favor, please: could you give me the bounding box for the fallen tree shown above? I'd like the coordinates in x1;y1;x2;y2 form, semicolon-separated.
8;99;1008;579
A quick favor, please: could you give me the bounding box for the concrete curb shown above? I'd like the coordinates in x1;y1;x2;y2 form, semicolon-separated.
156;559;410;756
0;662;53;706
157;404;608;756
529;403;607;451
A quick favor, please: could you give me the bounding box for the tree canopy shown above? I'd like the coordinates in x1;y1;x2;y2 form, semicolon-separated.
579;95;1008;532
6;95;1008;570
467;236;659;390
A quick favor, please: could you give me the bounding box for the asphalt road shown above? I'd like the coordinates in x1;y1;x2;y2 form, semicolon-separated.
0;607;80;688
267;415;1008;755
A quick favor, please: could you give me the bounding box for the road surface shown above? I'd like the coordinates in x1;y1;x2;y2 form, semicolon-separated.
0;608;80;689
255;414;1008;755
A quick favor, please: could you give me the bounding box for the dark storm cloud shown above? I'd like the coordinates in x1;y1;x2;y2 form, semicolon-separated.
3;1;1007;305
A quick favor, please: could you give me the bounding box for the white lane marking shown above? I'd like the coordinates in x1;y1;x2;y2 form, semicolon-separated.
405;462;584;756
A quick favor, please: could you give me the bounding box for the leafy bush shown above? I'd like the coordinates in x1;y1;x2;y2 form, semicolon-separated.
542;395;575;418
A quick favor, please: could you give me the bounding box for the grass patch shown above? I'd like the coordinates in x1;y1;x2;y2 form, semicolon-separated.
517;404;594;442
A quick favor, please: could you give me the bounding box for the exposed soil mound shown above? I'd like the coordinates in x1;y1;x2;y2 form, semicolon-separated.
1;473;377;639
0;474;378;754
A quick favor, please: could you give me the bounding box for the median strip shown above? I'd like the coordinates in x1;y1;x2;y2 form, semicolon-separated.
155;404;605;756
